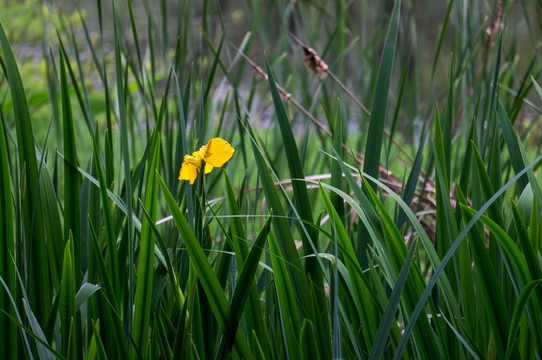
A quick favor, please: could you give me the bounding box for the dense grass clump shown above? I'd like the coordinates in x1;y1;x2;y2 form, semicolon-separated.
1;0;542;358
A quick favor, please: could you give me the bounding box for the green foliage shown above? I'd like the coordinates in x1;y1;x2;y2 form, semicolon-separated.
1;0;542;358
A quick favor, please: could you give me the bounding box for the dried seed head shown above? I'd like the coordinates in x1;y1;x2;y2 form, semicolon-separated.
302;46;328;79
485;0;503;39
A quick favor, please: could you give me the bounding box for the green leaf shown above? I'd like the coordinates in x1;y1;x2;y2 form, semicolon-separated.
60;51;81;285
300;319;320;360
75;283;101;311
319;182;378;349
443;59;454;178
510;199;542;282
393;150;542;359
132;136;161;355
60;236;76;358
90;130;120;300
370;239;417;360
265;55;329;356
22;299;55;360
221;213;271;355
157;174;254;359
505;280;542;360
0;18;50;324
331;99;344;222
456;190;511;359
0;104;17;358
224;173;271;354
244;121;313;315
396;129;426;229
496;99;533;192
532;75;542;100
112;0;135;330
431;0;454;79
362;0;401;187
268;231;301;359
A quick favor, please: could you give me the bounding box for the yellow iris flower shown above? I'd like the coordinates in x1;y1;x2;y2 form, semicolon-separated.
178;137;235;184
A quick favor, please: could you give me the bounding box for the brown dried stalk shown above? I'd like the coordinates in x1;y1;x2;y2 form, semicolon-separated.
230;41;426;177
485;0;504;39
230;41;449;243
230;42;332;136
288;31;414;164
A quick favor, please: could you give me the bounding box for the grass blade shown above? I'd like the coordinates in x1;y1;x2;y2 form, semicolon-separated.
0;103;17;358
505;280;542;360
393;150;542;359
264;55;330;356
132;136;161;355
244;121;313;315
268;230;301;359
369;239;417;360
319;182;378;350
60;236;76;359
157;174;254;359
60;51;81;285
112;0;135;332
0;20;50;324
431;0;454;79
75;283;101;311
362;0;400;188
300;319;320;360
456;189;511;358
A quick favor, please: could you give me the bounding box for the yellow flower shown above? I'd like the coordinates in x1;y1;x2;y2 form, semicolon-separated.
178;137;235;184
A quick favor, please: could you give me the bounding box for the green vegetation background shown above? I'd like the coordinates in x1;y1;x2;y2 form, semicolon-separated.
1;0;542;359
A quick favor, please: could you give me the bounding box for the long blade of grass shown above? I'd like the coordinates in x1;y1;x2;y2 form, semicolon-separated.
496;99;532;192
300;319;320;360
60;51;81;285
0;20;50;324
268;230;301;359
392;152;542;359
510;199;542;282
431;0;454;79
57;31;93;133
362;174;444;358
0;105;17;358
443;59;454;178
319;182;378;350
75;283;101;311
157;174;254;359
369;239;417;360
505;280;542;360
60;236;76;358
224;173;271;354
88;220;129;359
244;121;313;315
456;188;511;358
112;0;135;332
264;57;329;353
132;136;161;355
90;130;120;300
216;213;271;358
264;56;319;260
331;99;344;222
396;129;426;229
362;0;400;188
482;34;502;161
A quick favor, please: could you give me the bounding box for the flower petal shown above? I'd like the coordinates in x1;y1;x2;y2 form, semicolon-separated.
204;137;235;167
179;162;199;184
195;146;207;160
204;162;214;174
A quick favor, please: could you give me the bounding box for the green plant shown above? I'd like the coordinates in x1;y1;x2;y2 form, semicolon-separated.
1;0;542;358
